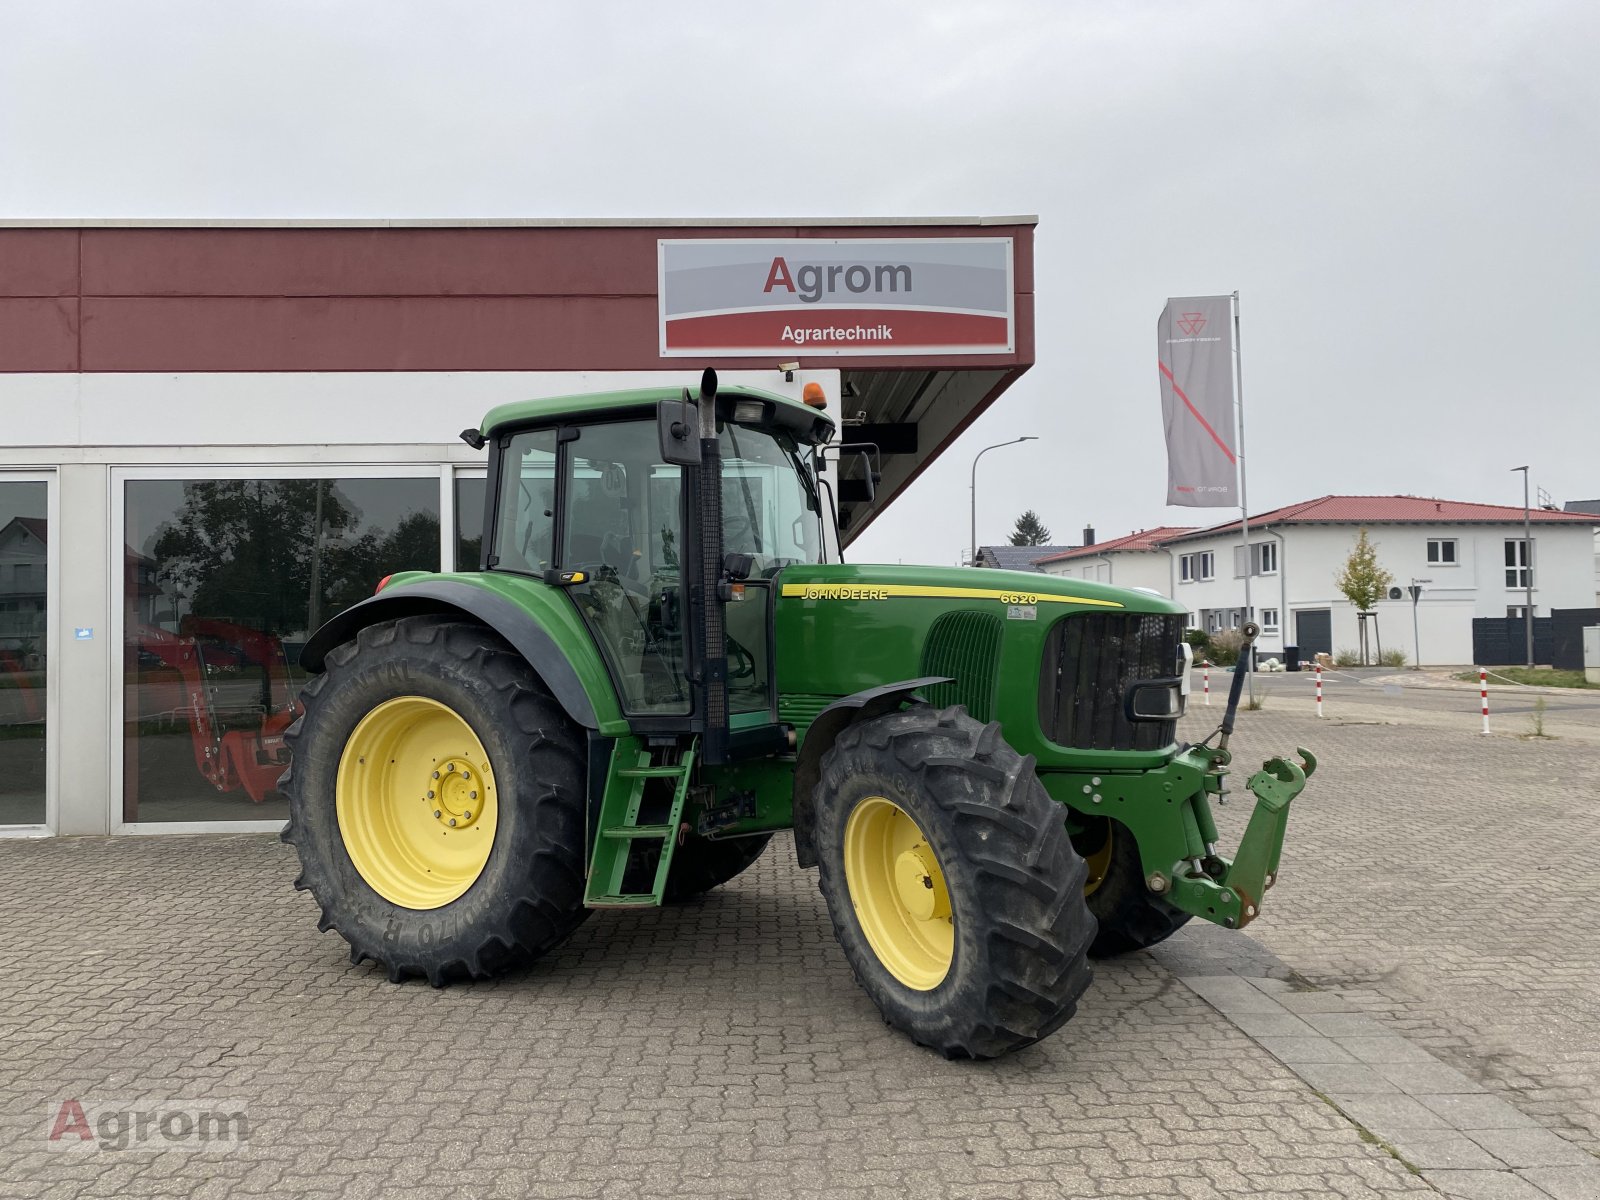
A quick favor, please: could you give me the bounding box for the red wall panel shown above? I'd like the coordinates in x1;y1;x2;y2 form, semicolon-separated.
0;230;79;297
0;298;78;370
4;223;1034;374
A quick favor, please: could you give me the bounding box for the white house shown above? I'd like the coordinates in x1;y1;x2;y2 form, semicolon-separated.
1041;496;1598;665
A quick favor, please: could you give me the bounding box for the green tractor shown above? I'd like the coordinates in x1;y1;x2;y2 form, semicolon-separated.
283;371;1314;1058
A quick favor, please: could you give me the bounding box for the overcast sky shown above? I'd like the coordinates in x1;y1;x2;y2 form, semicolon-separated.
4;1;1595;565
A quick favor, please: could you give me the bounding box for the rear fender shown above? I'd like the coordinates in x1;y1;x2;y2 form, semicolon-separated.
299;577;621;732
790;677;950;868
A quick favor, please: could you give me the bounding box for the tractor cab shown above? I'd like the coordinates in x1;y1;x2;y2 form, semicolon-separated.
479;379;834;755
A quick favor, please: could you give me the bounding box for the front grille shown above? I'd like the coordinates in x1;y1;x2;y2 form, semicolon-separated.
1038;612;1185;751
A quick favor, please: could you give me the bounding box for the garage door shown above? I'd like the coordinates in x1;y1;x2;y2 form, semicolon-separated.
1295;609;1332;657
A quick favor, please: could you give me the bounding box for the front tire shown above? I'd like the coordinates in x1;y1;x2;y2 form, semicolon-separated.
281;615;589;985
813;705;1096;1059
1073;816;1192;957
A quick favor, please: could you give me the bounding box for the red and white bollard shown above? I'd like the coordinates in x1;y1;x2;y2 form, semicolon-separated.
1315;661;1324;718
1480;666;1490;735
1203;662;1211;705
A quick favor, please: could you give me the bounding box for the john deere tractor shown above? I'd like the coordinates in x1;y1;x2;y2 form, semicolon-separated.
283;371;1313;1058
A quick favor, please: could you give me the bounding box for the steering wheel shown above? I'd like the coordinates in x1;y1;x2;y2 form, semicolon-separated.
566;562;652;601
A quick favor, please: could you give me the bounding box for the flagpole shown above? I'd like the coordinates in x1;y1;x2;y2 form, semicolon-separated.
1233;290;1253;702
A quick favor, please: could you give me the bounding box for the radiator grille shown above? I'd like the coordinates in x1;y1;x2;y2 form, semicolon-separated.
919;610;1004;722
1038;612;1185;751
778;693;833;739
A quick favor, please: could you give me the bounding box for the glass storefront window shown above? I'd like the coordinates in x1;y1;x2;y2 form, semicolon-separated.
0;481;48;825
123;477;440;823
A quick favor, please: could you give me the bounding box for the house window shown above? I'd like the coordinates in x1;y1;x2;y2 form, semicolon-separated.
1504;539;1531;589
1427;538;1457;566
1182;550;1214;582
1233;541;1279;577
1261;607;1280;632
1507;605;1532;619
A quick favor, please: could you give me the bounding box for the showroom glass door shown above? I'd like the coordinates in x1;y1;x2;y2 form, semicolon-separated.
0;474;52;830
116;469;443;828
452;468;487;571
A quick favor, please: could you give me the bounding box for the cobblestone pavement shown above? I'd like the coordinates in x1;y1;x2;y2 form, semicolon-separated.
1186;699;1600;1164
0;691;1595;1198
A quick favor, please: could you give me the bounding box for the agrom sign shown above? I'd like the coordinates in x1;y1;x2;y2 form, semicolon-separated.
658;238;1014;357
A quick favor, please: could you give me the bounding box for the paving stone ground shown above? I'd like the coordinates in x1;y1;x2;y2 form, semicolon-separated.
1200;698;1600;1165
0;689;1595;1198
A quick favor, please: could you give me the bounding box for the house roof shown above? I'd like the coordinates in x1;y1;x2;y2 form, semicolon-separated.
1162;495;1599;542
1036;527;1197;563
1564;499;1600;515
975;544;1078;571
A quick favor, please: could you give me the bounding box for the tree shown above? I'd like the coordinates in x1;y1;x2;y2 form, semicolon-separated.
1333;529;1394;611
1008;510;1052;546
1334;529;1394;665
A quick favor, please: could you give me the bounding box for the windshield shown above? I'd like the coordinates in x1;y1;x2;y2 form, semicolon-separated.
719;421;824;573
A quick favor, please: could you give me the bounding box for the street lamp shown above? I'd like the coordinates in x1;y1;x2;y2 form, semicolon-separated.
969;437;1038;567
1511;466;1533;666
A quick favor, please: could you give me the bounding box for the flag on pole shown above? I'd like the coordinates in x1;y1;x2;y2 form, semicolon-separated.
1157;295;1237;507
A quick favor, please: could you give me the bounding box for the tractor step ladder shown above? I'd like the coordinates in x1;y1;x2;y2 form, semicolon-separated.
584;737;697;908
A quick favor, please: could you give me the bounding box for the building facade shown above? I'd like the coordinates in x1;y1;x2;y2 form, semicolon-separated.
1564;500;1600;603
1036;527;1195;592
0;217;1037;837
1040;497;1597;664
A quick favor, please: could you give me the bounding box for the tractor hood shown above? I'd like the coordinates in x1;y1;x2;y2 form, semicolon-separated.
774;563;1185;617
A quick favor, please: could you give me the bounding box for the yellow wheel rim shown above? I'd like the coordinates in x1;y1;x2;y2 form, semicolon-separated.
842;796;954;991
1082;819;1114;898
336;696;498;910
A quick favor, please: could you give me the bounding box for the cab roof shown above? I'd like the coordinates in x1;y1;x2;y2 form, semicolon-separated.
478;384;836;443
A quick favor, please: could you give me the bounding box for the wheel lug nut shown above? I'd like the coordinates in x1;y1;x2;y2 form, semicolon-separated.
432;771;440;779
433;810;442;818
427;790;435;799
449;818;457;827
462;771;470;781
446;763;456;773
463;811;472;819
469;791;477;800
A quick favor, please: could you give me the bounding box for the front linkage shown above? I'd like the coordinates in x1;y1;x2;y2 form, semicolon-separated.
1041;621;1316;934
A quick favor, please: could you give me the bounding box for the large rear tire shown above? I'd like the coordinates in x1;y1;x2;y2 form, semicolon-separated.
281;615;589;984
1073;815;1192;957
813;705;1096;1059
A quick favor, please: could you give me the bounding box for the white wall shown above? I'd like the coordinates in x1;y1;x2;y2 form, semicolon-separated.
0;369;840;451
1039;551;1172;596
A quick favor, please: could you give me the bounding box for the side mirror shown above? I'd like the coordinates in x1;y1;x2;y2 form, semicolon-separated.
857;451;876;503
658;398;702;466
